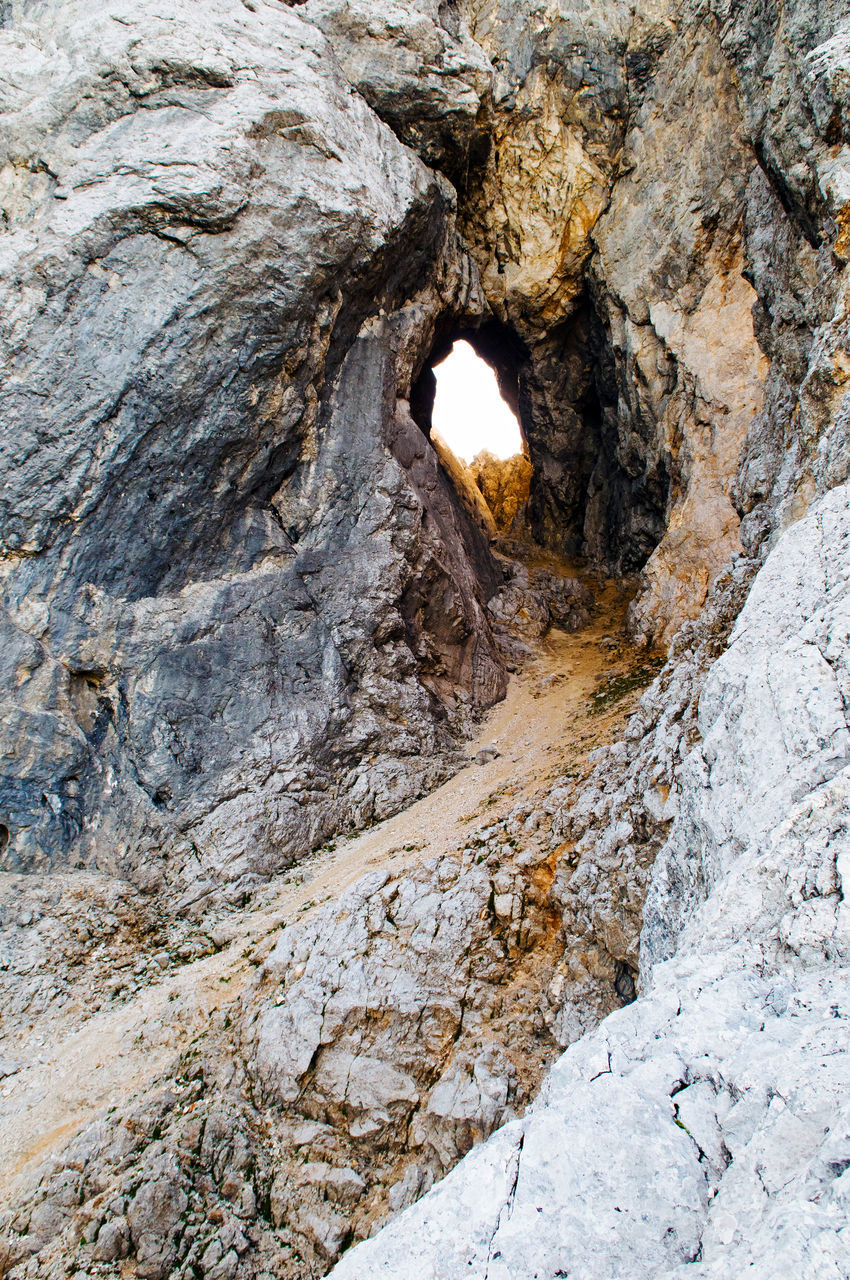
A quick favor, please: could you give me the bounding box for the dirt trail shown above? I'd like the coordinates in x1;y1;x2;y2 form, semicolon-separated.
0;568;658;1207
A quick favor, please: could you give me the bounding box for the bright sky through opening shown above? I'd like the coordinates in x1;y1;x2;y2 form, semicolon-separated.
431;340;523;463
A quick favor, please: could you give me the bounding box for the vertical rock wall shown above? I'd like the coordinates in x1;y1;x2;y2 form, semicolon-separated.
324;3;850;1274
0;0;510;896
7;0;839;887
332;482;850;1280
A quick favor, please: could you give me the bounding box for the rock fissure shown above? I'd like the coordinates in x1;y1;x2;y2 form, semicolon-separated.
483;1129;524;1276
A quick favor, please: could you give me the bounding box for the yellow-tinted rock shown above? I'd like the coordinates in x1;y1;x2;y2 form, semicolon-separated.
468;449;532;536
630;246;769;647
461;69;610;328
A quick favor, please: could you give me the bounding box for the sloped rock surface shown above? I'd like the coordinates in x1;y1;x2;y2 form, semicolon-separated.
0;575;655;1279
330;483;850;1280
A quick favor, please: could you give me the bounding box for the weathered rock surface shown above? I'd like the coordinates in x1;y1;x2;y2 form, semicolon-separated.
0;871;212;1045
330;482;850;1280
1;0;850;1278
1;586;656;1279
468;450;532;535
0;0;510;895
7;0;844;891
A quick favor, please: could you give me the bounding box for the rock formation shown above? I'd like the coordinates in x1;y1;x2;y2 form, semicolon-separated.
468;450;532;536
1;0;848;1277
1;0;511;896
334;479;850;1279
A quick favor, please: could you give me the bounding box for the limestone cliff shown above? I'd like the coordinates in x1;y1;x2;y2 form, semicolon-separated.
334;481;850;1280
0;0;848;1278
0;0;513;898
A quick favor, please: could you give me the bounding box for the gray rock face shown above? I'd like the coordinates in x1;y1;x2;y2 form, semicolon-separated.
329;481;850;1280
729;0;850;558
5;0;845;890
0;0;509;893
298;0;494;183
644;485;850;969
1;0;850;1278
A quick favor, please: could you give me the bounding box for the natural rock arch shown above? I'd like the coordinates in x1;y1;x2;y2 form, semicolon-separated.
1;1;849;1278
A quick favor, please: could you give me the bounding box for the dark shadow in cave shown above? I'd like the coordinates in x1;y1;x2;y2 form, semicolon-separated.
411;304;674;578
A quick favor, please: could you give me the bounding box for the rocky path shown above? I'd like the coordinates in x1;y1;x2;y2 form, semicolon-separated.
0;566;654;1214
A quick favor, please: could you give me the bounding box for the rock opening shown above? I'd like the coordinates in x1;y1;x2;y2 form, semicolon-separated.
409;309;674;581
3;2;848;1277
431;340;523;463
427;339;532;537
411;324;533;540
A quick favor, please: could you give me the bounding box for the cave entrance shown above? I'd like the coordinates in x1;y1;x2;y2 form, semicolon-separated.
432;340;523;463
413;330;533;540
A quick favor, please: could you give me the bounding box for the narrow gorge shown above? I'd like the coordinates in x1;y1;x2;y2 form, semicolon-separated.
0;1;848;1277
